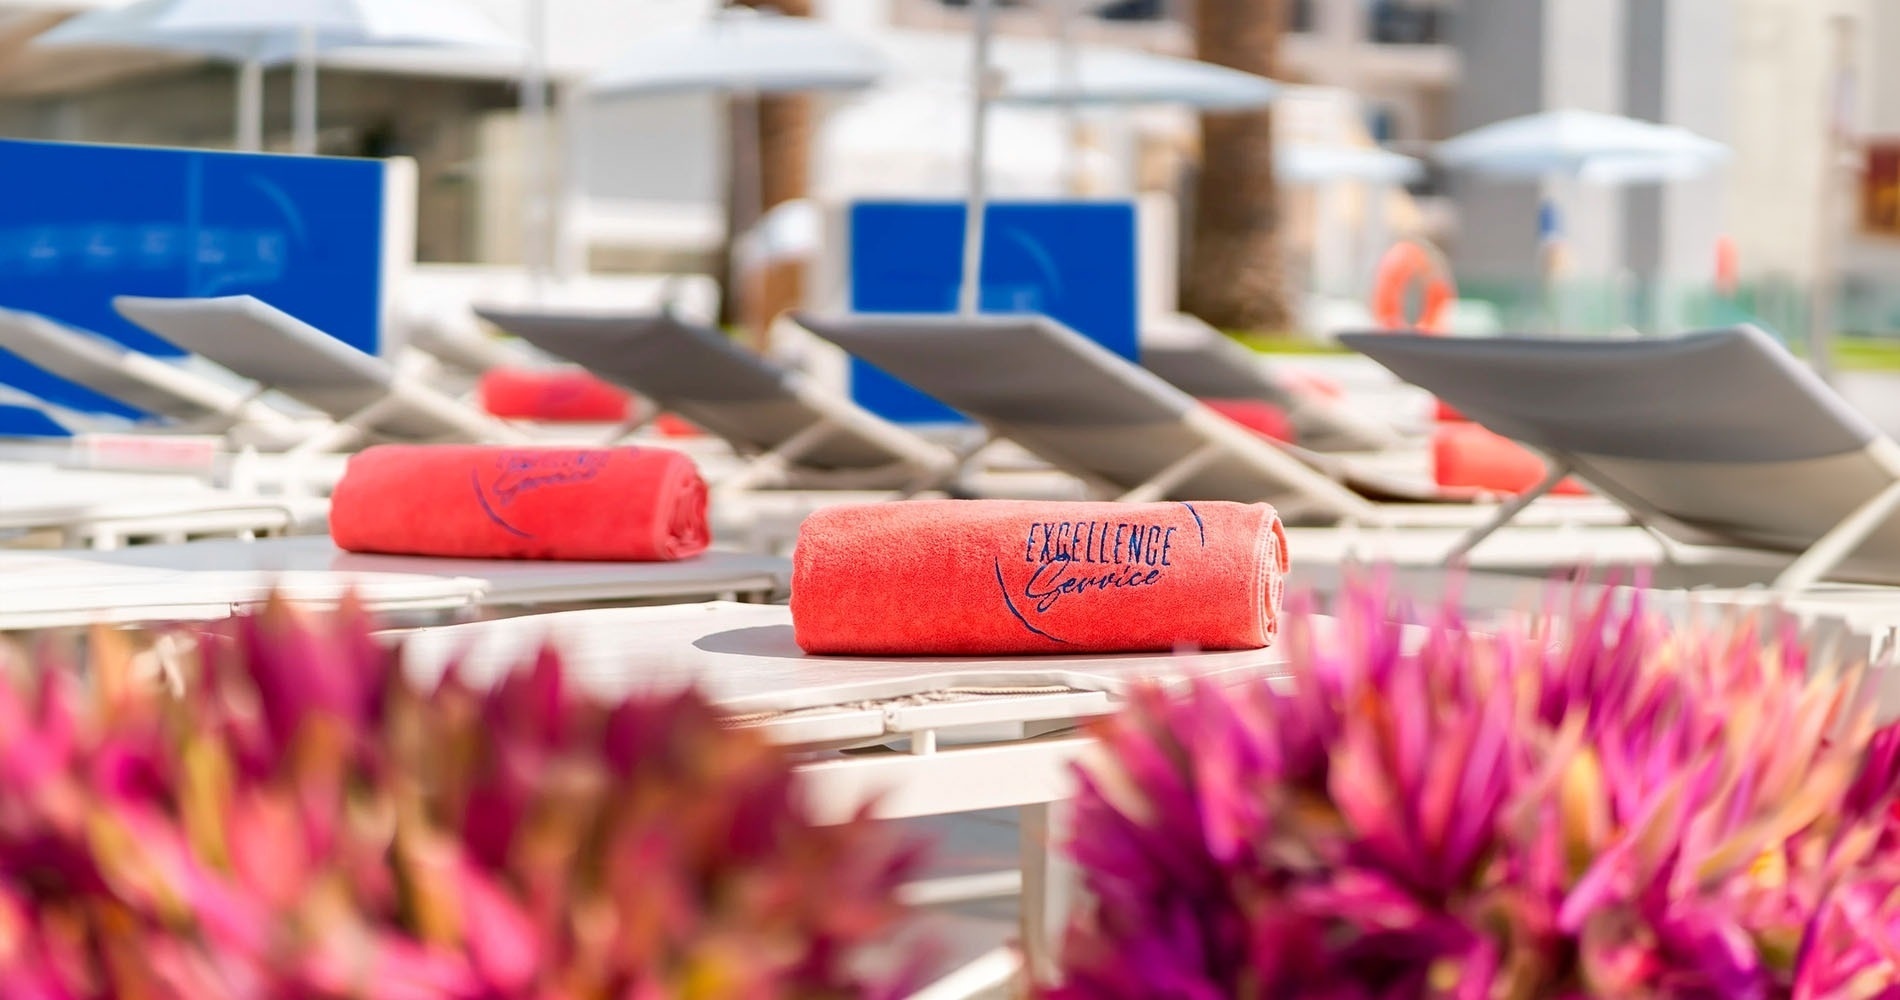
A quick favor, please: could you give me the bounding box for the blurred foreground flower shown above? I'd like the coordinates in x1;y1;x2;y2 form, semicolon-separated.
1049;581;1900;999
0;595;925;998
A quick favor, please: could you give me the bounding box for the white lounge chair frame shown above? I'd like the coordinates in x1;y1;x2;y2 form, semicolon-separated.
1340;327;1900;597
476;307;959;497
114;295;529;454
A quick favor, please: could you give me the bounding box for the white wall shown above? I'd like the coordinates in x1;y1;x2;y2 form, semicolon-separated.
1723;0;1867;283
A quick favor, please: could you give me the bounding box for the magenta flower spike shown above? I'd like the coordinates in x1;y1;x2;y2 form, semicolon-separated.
0;594;929;998
1050;577;1900;999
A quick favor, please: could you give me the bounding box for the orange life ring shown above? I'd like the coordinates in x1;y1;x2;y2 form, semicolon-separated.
1371;241;1456;334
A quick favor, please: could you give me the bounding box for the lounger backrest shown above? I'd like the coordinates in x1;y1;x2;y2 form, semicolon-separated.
114;295;472;440
1141;326;1401;452
409;314;542;374
796;312;1371;519
1340;327;1900;557
475;308;920;472
0;307;237;422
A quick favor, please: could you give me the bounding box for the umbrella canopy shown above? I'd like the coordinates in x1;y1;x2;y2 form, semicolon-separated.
996;46;1281;110
589;7;886;98
38;0;276;62
1576;150;1728;187
1435;108;1728;179
1278;143;1425;186
154;0;514;51
39;0;517;152
40;0;515;62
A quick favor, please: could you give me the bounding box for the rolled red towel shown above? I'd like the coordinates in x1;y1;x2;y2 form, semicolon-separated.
1433;424;1588;497
790;499;1287;656
331;445;710;561
1202;398;1296;443
479;368;632;423
1434;398;1468;423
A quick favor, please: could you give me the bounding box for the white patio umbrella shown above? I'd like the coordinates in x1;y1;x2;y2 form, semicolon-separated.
38;0;517;154
590;6;886;98
997;47;1283;110
1437;110;1729;332
590;7;887;313
1435;108;1729;178
1277;143;1425;186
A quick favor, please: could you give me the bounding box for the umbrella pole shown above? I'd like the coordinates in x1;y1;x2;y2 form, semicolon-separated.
236;58;263;152
958;0;996;317
293;22;318;155
728;89;764;344
1053;0;1082;193
522;0;552;297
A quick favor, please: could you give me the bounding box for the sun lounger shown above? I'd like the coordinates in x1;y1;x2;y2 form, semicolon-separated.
0;548;482;630
794;313;1624;532
0;306;315;446
1339;326;1900;594
475;307;958;493
794;312;1378;522
406;310;553;375
1140;314;1403;452
84;535;791;610
114;295;529;453
0;464;324;548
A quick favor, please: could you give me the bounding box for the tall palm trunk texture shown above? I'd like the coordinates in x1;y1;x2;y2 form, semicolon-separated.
720;0;814;349
1183;0;1292;333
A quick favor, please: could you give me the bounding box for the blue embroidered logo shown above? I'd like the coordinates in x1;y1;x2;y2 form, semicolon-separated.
471;451;613;538
993;504;1209;643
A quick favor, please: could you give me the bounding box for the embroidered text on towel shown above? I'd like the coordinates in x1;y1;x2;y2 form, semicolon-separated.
490;450;612;506
1019;520;1178;613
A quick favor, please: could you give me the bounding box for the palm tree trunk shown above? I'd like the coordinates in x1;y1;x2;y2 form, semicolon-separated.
1181;0;1292;333
720;0;815;350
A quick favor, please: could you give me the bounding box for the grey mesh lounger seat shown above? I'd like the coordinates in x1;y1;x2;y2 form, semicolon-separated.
1141;317;1402;453
115;295;527;453
0;306;304;439
1340;326;1900;594
475;307;957;492
795;312;1392;524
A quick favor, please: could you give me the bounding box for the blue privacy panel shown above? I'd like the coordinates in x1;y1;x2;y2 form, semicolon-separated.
848;200;1138;424
0;139;387;433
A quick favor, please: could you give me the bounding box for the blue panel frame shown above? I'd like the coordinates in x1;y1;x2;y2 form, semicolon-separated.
847;200;1138;424
0;139;386;431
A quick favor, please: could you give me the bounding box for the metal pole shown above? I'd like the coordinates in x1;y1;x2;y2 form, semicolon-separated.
552;80;587;281
293;21;318;155
522;0;551;295
1051;0;1082;193
733;89;764;332
1809;12;1856;385
236;58;263;151
959;0;997;316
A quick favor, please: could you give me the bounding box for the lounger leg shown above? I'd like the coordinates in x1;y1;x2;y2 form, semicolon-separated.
1116;442;1227;505
905;946;1021;1000
287;395;410;456
1443;462;1572;564
1772;478;1900;595
715;419;840;494
599;399;662;446
1018;800;1073;987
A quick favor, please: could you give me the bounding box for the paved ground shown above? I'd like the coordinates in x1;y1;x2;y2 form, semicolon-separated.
875;808;1025;997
